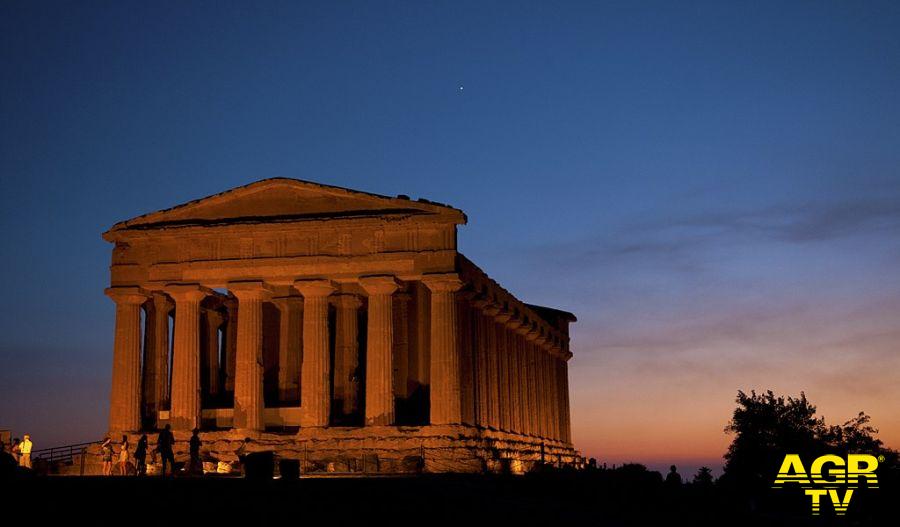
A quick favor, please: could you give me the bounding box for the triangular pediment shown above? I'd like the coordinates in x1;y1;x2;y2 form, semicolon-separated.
106;178;465;234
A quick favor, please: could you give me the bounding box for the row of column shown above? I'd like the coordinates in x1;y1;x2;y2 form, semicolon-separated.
106;273;467;433
470;297;572;443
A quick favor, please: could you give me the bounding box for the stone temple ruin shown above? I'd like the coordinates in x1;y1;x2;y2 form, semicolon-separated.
102;178;577;473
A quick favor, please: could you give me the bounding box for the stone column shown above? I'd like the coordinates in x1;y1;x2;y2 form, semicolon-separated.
518;334;529;436
549;352;557;441
494;310;512;432
393;291;411;399
166;284;209;431
422;273;464;425
272;296;303;403
360;276;400;426
506;317;523;435
481;303;500;430
203;308;224;404
294;279;335;428
540;347;551;439
333;294;362;416
106;287;147;433
528;328;545;438
471;301;490;428
142;292;171;426
409;283;430;397
223;296;238;395
230;282;272;432
515;324;533;436
562;357;572;443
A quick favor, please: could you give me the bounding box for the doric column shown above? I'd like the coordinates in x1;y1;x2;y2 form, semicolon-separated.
515;323;534;435
230;282;272;432
549;350;561;441
393;291;412;399
481;303;500;429
526;326;545;438
202;308;224;403
517;333;529;435
408;283;430;399
471;300;490;428
223;296;238;394
542;347;555;440
360;276;400;426
106;287;147;433
494;310;512;432
333;294;362;416
562;357;572;443
272;296;303;403
540;348;551;439
166;284;209;431
505;317;523;435
294;279;335;428
422;273;464;425
141;292;172;426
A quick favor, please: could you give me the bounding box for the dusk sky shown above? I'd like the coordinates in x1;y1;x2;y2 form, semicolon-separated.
2;1;899;475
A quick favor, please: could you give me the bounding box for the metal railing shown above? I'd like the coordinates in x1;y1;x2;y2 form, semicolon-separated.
32;441;98;475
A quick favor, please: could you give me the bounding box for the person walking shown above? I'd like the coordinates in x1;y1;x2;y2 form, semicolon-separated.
18;435;32;469
157;425;176;477
100;436;114;476
134;434;148;476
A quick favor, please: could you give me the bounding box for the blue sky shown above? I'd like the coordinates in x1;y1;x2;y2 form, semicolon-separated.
2;1;899;475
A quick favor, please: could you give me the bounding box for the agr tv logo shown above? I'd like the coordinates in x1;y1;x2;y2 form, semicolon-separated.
772;454;881;516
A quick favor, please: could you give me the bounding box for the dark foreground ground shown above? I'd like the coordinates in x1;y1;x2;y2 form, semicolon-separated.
3;471;896;525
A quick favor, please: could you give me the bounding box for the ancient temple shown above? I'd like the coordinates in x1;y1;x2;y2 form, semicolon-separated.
103;178;577;473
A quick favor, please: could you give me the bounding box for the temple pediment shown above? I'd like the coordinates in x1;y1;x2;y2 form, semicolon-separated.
105;178;465;235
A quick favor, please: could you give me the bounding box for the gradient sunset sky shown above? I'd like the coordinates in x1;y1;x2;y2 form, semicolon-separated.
2;1;899;474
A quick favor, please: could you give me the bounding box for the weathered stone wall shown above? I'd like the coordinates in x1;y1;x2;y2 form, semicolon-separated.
78;426;578;476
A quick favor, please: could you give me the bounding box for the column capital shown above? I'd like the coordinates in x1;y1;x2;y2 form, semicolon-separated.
506;317;523;331
481;302;501;317
493;309;513;324
293;279;336;298
359;275;400;296
105;286;148;305
331;293;362;309
271;295;304;310
525;325;542;341
165;283;212;302
421;273;464;293
228;281;274;301
149;291;174;311
470;295;495;311
515;321;533;336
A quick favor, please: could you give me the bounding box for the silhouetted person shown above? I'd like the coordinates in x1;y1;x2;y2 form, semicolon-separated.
157;424;176;477
0;443;17;478
189;429;202;475
100;436;114;475
10;438;20;464
665;465;682;486
134;434;148;476
118;435;131;475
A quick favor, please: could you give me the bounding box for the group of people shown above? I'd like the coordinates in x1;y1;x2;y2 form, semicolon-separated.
1;434;33;474
100;425;202;477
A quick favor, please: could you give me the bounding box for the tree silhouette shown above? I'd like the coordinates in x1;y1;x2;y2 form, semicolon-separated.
692;466;714;487
721;390;896;491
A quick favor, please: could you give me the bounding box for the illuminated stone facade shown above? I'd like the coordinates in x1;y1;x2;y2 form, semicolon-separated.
103;178;576;473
